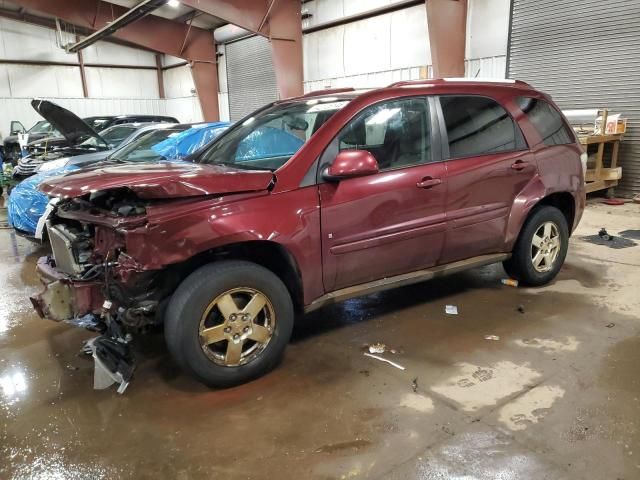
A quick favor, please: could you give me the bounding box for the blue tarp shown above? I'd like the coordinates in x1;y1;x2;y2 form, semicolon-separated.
7;164;79;234
235;126;304;162
8;122;229;236
151;122;228;159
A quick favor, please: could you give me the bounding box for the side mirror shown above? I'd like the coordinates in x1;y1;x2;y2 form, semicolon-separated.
323;150;379;181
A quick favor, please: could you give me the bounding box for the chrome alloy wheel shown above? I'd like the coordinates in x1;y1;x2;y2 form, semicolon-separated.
198;288;276;367
531;221;561;273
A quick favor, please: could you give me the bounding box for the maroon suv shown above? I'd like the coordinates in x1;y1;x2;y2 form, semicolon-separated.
32;79;585;389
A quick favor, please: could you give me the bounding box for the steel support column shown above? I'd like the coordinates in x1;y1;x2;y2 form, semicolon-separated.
426;0;467;78
191;62;220;121
181;0;303;99
269;0;303;98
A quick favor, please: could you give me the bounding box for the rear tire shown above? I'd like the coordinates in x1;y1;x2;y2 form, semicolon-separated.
503;205;569;286
164;260;294;388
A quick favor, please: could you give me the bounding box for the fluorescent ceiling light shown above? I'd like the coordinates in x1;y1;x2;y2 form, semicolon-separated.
167;0;180;7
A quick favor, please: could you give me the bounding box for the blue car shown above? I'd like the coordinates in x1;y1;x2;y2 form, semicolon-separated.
8;122;229;239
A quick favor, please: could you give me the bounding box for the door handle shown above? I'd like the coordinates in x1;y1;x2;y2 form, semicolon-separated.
511;160;529;171
416;177;442;189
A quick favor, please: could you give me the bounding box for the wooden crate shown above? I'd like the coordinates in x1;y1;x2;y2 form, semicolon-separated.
578;133;623;194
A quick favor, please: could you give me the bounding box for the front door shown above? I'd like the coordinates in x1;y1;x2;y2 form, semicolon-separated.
436;95;537;264
319;97;447;291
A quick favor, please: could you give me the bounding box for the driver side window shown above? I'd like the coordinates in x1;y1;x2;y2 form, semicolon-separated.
337;98;431;170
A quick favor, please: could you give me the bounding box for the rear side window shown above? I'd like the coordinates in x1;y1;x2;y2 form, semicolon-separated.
516;97;573;146
440;96;526;159
338;97;432;170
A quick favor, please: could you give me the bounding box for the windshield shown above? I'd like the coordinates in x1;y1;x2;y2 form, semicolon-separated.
197;99;349;171
29;121;58;135
83;117;113;132
109;124;228;163
109;127;190;163
79;125;136;148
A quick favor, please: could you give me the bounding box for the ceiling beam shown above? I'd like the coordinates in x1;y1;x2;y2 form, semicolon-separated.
180;0;274;37
0;5;154;52
10;0;216;62
66;0;168;53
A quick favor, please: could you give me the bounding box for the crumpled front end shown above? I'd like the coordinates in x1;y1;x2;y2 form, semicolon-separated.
30;192;169;328
30;256;104;322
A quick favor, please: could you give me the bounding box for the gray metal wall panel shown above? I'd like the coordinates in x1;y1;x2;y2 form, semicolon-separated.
226;35;278;122
508;0;640;196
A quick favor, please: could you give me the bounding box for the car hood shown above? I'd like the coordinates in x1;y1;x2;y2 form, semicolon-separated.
38;162;275;199
31;99;107;148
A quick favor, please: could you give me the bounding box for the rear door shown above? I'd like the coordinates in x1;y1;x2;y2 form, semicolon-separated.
437;95;536;264
319;97;447;291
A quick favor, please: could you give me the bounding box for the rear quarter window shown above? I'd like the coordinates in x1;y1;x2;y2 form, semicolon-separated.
515;97;574;146
440;95;527;159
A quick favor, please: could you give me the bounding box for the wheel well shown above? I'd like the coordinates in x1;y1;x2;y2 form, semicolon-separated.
175;241;304;313
535;192;576;234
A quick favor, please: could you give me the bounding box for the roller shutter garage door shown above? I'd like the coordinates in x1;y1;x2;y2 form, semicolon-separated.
225;35;278;122
507;0;640;197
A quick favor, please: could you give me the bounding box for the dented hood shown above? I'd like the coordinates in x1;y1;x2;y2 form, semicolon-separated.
38;162;275;199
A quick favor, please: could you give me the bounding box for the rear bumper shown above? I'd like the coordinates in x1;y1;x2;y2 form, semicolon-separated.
30;256;104;322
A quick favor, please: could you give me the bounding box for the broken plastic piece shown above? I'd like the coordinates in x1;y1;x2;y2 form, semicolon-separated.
363;353;405;371
86;335;135;394
605;322;615;328
445;305;458;315
517;304;525;314
484;335;500;341
501;278;519;287
412;377;418;393
65;314;102;331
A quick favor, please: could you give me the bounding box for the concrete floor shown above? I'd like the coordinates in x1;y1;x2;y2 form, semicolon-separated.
1;199;639;480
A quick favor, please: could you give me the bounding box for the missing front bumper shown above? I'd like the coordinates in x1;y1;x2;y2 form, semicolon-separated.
30;256;104;322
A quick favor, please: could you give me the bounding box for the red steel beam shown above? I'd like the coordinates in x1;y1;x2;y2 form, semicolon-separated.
191;62;220;121
269;0;303;99
426;0;467;78
10;0;216;62
180;0;303;98
180;0;272;37
11;0;220;120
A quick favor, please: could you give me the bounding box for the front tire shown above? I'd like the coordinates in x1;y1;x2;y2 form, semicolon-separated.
503;206;569;286
164;260;294;388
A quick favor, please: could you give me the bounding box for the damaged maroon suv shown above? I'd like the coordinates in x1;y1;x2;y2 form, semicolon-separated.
32;79;585;389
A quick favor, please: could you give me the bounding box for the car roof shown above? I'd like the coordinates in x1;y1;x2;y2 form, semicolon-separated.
293;78;536;103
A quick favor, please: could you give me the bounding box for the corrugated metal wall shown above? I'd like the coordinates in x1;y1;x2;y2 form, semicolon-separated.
508;0;640;196
225;36;278;122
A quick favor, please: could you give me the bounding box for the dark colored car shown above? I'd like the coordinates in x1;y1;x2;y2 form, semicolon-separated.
31;79;586;391
12;100;178;180
2;120;60;164
24;113;179;157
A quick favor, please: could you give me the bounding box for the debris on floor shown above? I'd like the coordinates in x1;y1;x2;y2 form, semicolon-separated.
605;322;615;328
445;305;459;315
363;352;405;371
484;335;500;341
581;229;637;249
603;198;625;206
365;342;397;354
412;377;418;393
599;227;614;241
501;278;519;287
517;304;525;314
